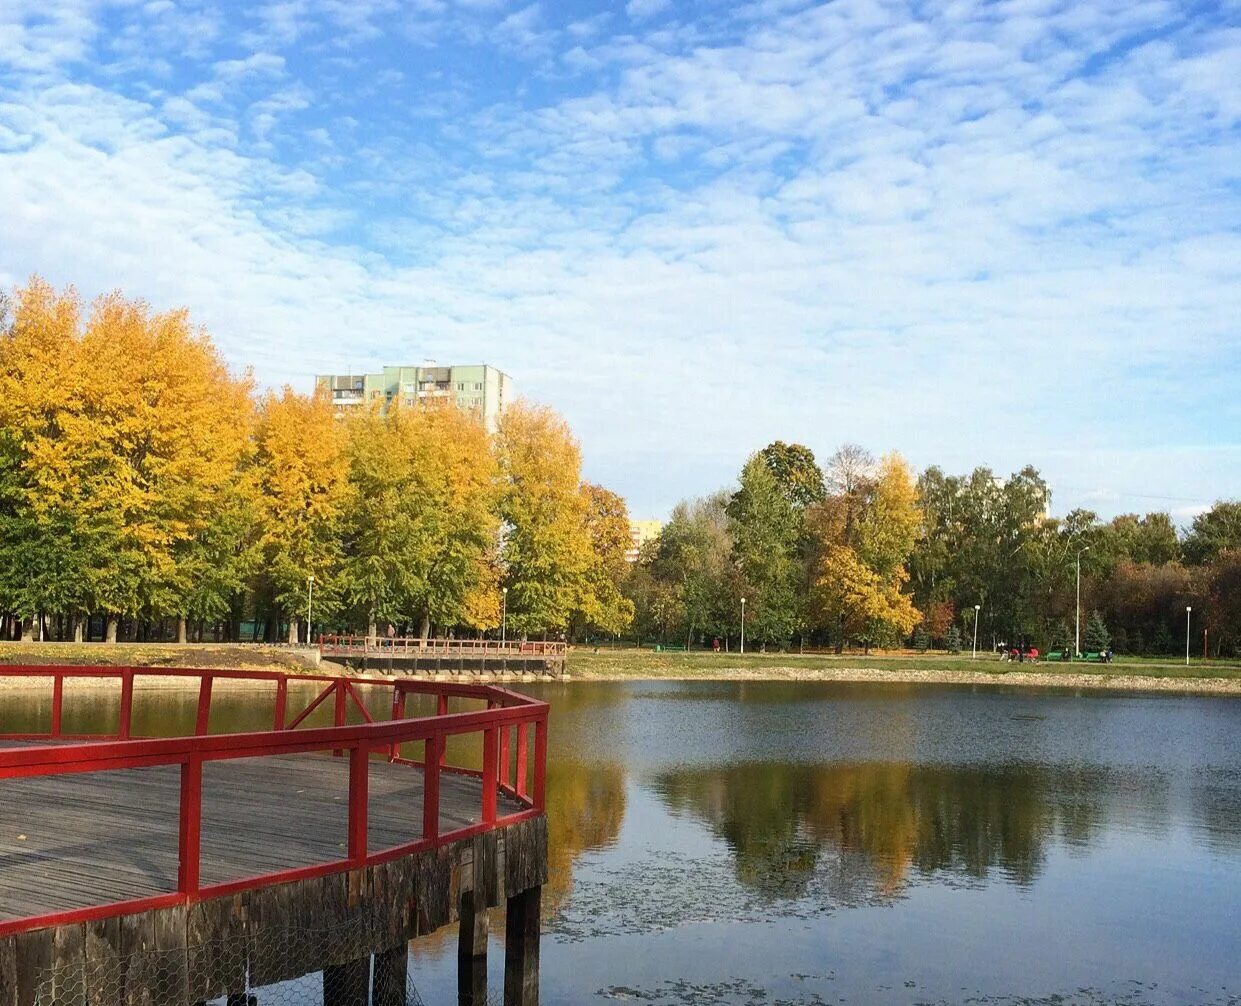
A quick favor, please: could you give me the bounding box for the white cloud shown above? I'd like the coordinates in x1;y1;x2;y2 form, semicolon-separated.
1;0;1238;517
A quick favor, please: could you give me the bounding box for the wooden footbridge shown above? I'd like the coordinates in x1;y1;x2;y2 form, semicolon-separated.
0;666;549;1005
318;637;567;678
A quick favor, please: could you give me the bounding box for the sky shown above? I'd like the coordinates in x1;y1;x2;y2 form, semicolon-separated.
1;0;1239;524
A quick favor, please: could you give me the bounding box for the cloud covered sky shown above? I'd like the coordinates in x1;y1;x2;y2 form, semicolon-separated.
2;0;1238;522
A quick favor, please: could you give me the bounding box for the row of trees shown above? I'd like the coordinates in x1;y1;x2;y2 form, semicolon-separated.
626;441;1241;657
0;279;634;643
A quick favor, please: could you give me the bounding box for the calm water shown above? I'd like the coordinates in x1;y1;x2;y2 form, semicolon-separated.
3;679;1239;1004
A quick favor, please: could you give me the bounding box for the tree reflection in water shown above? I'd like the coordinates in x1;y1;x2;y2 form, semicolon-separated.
652;762;1171;897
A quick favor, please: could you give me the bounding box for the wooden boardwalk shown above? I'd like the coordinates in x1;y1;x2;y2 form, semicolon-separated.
0;748;517;923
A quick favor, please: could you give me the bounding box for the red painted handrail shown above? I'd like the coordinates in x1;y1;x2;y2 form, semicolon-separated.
0;666;549;938
319;634;568;658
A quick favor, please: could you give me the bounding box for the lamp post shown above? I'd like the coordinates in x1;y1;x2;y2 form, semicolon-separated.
1075;546;1090;659
1185;606;1192;666
501;586;508;649
306;574;314;646
972;604;981;659
740;597;746;655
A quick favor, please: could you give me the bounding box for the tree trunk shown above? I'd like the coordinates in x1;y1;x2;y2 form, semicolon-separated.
20;616;33;643
419;613;431;643
177;617;188;644
73;616;84;643
106;616;119;644
288;614;299;646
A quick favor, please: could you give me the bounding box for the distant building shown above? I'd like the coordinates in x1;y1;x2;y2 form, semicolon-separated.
626;519;663;563
315;363;514;431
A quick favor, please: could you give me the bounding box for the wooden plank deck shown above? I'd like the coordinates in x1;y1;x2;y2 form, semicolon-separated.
0;748;517;923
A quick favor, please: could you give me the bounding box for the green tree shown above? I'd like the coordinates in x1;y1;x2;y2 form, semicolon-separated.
727;455;802;646
758;441;825;509
1183;502;1241;565
1083;610;1110;652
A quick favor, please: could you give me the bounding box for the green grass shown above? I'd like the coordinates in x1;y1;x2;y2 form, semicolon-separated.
567;646;1241;680
0;641;319;672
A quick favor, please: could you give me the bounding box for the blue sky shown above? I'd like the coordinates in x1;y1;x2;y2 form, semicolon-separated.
2;0;1238;523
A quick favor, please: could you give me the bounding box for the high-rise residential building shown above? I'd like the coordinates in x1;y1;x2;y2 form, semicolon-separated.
626;519;664;563
315;363;514;430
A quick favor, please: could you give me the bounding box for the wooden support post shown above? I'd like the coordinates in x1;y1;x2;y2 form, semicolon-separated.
372;945;408;1006
503;886;541;1006
323;957;370;1006
459;888;489;964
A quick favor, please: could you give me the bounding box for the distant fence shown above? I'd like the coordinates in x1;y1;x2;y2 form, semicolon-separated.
318;635;567;660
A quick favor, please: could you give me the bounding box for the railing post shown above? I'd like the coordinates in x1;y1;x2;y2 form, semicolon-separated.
195;675;213;736
348;745;369;865
389;690;407;762
334;680;347;757
533;716;548;811
437;694;449;767
50;673;64;739
119;670;134;740
423;734;442;842
499;725;511;790
482;727;498;825
178;756;203;897
274;676;288;730
515;722;529;799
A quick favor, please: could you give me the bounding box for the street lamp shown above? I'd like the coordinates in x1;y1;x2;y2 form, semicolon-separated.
1185;606;1192;666
740;597;746;655
1075;546;1090;659
501;586;508;649
972;604;981;659
306;574;315;646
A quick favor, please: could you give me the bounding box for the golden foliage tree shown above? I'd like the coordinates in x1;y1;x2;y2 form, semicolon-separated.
254;387;348;643
807;452;921;649
343;401;499;637
576;483;636;636
495;402;593;636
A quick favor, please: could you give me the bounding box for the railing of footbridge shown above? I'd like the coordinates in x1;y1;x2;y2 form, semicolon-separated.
0;666;548;938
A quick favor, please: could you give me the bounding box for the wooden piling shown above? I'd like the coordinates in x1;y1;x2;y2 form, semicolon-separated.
503;885;541;1006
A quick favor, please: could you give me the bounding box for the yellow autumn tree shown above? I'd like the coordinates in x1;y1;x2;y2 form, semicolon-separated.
495;401;593;637
575;483;635;636
254;387;348;643
342;401;498;638
807;452;921;649
0;279;88;638
0;278;254;641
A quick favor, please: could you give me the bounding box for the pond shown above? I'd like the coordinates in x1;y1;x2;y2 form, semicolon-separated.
3;678;1239;1005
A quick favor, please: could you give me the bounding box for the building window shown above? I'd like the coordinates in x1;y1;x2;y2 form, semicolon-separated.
474;382;483;390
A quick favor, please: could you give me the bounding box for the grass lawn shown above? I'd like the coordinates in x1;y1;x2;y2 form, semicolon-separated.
567;646;1241;681
0;641;319;672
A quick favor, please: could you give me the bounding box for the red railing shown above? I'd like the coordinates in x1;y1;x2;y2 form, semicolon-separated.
0;666;548;938
318;635;567;658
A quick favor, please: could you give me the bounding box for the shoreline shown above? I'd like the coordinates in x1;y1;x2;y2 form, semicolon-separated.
567;665;1241;695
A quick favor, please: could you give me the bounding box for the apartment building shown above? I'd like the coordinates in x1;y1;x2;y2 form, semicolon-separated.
315;363;514;430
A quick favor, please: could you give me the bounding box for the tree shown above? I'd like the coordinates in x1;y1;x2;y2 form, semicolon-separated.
0;280;255;642
758;441;825;509
1183;502;1241;565
727;455;802;646
254;388;348;644
1083;610;1110;652
641;491;735;648
805;453;921;652
343;401;499;638
945;624;963;653
496;402;593;636
576;484;635;637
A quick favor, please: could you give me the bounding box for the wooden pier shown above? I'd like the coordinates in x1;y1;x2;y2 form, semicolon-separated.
0;667;549;1005
318;636;568;678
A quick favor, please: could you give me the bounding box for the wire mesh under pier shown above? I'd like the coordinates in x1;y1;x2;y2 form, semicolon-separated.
26;919;428;1006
